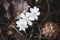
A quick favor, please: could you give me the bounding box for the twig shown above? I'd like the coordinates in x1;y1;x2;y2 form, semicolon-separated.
29;29;33;40
0;29;6;40
46;0;50;15
8;24;25;37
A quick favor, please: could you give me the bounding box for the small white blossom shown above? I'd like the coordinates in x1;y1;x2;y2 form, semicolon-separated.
16;6;40;31
16;19;28;31
30;6;40;20
20;12;34;26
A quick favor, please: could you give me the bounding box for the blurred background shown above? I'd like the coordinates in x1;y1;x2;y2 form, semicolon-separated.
0;0;60;40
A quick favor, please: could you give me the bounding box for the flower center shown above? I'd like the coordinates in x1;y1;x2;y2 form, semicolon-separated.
32;12;36;16
24;17;29;21
20;23;25;27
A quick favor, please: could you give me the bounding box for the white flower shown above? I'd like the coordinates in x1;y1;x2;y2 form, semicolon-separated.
16;6;40;31
30;6;40;20
20;12;34;26
16;19;28;31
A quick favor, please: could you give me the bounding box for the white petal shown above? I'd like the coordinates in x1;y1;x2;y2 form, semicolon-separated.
35;16;38;20
34;6;37;12
34;6;36;9
26;12;30;17
37;12;40;16
23;21;27;25
20;13;25;18
19;27;22;31
19;27;25;31
28;21;32;26
16;25;20;27
36;8;39;12
16;21;20;24
30;8;33;12
29;16;35;21
22;28;25;31
34;6;39;12
25;25;28;28
19;19;24;22
19;29;21;31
